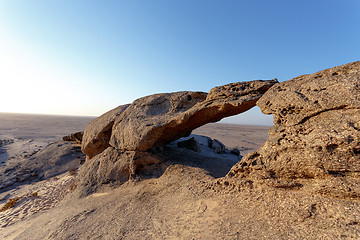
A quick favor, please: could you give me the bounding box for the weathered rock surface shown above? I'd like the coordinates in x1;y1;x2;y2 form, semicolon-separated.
78;80;279;195
81;79;277;160
3;118;360;240
110;79;278;153
110;91;208;152
3;69;360;239
81;104;130;159
261;62;360;126
225;61;360;199
63;131;83;144
77;147;162;196
77;134;241;196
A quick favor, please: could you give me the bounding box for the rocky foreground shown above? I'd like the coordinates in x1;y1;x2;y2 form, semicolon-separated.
1;61;359;239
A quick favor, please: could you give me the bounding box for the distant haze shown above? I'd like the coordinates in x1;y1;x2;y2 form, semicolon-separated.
0;0;359;125
220;107;273;126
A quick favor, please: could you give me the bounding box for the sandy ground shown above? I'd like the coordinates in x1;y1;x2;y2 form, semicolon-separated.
0;113;94;167
0;113;93;231
1;113;358;239
193;123;269;155
3;165;360;239
0;172;76;228
0;113;269;238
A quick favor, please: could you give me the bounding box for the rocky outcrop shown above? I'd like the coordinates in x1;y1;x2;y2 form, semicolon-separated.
225;61;360;199
109;79;278;153
81;104;130;159
77;148;162;196
77;135;241;196
63;131;84;144
109;91;208;152
78;79;277;195
82;80;277;157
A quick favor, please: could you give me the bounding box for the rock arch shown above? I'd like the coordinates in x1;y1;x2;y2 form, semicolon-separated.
77;79;278;196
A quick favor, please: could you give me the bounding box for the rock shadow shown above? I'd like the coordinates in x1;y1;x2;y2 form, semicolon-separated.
0;150;9;167
144;135;242;179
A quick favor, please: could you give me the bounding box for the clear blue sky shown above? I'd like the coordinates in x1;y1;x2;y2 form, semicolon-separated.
0;0;359;125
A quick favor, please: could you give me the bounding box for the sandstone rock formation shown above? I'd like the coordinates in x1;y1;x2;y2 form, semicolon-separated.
77;148;162;195
77;134;240;196
82;104;130;159
78;79;277;195
63;131;84;144
225;61;360;199
110;91;208;152
83;79;277;156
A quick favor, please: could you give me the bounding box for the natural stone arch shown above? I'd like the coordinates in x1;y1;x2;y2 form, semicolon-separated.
77;79;278;196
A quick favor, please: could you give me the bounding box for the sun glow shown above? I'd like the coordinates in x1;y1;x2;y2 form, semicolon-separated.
0;23;111;116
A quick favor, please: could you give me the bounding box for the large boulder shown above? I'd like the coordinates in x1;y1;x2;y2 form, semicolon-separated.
77;147;162;196
110;91;208;152
225;61;360;199
63;131;83;144
110;80;278;152
81;104;130;159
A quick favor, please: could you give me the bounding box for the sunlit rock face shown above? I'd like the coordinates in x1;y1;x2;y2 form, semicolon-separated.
82;79;278;158
77;79;277;195
81;104;130;159
225;61;360;199
110;80;278;152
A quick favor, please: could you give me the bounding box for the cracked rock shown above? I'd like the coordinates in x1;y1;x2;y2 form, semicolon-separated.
226;61;360;199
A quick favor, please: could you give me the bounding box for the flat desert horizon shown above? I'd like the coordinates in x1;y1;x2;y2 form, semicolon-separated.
0;112;269;165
